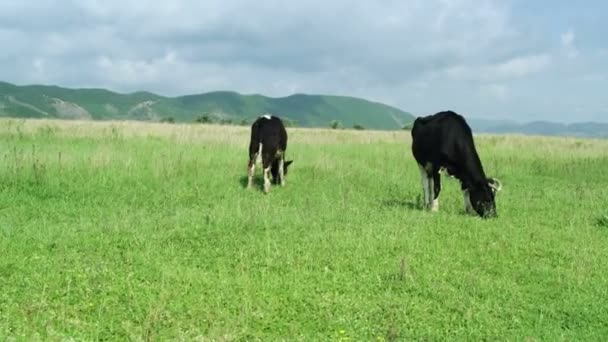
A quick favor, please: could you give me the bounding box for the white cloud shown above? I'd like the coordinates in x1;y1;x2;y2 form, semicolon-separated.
492;54;552;78
33;58;45;74
480;84;509;100
560;29;579;59
445;54;552;82
561;29;575;46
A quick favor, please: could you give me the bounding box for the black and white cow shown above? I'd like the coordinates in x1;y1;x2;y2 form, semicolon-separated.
411;111;502;218
247;115;293;193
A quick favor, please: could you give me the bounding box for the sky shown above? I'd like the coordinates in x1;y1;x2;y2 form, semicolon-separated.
1;0;607;123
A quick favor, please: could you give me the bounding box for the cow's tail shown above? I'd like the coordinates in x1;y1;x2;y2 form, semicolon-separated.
248;120;262;165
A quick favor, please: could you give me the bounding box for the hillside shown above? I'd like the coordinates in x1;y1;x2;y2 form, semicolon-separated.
469;118;608;138
0;81;414;130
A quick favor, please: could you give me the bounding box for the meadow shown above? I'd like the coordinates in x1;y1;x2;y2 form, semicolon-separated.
0;118;607;340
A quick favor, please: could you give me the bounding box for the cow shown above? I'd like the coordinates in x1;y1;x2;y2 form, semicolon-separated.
247;115;293;193
411;111;502;218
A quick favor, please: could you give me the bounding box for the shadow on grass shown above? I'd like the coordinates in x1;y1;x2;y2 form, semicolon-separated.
240;175;285;190
239;176;258;189
239;175;281;190
380;196;421;210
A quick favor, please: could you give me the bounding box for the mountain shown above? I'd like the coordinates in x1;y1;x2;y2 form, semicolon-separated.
469;118;608;138
0;81;414;130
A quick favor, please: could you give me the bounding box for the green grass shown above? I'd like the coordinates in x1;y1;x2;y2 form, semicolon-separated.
1;119;607;340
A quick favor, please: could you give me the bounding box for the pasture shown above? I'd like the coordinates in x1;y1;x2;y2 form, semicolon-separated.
0;119;607;340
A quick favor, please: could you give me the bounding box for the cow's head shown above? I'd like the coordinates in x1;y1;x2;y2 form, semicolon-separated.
271;160;293;183
469;177;502;218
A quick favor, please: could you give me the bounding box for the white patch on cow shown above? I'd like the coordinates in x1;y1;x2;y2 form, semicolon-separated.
439;166;454;177
463;189;474;214
263;167;271;193
262;114;272;120
431;198;439;212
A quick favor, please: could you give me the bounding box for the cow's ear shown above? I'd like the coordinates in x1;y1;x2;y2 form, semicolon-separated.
487;177;502;193
284;160;293;167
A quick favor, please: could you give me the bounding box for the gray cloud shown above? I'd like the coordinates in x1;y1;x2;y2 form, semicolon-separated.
0;0;606;122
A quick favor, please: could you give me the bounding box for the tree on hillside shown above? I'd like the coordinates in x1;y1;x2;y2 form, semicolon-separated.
195;114;212;124
160;117;175;123
283;118;298;127
353;124;365;130
330;120;342;129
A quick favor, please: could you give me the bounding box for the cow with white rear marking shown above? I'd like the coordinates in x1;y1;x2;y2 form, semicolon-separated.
247;115;293;193
411;111;502;218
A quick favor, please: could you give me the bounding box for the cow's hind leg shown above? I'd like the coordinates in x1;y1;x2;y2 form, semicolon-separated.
263;166;272;193
431;171;441;212
262;153;272;194
247;142;261;189
247;155;257;189
418;163;433;210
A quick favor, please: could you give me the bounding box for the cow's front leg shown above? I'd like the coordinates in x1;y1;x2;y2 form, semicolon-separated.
462;188;474;214
278;156;286;187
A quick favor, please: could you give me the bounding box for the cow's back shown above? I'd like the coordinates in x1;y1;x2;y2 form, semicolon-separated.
412;111;476;166
256;116;287;151
413;110;487;181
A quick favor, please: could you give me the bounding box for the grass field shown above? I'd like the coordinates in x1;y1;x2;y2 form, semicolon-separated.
1;118;607;340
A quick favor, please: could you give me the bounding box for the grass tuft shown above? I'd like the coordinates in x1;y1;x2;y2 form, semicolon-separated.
597;214;608;228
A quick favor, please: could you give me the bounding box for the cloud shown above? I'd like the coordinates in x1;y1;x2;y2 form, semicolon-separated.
0;0;606;122
33;58;45;74
560;29;579;59
479;84;509;101
445;54;552;82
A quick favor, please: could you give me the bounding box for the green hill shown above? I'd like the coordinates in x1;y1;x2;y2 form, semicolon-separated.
0;81;414;129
